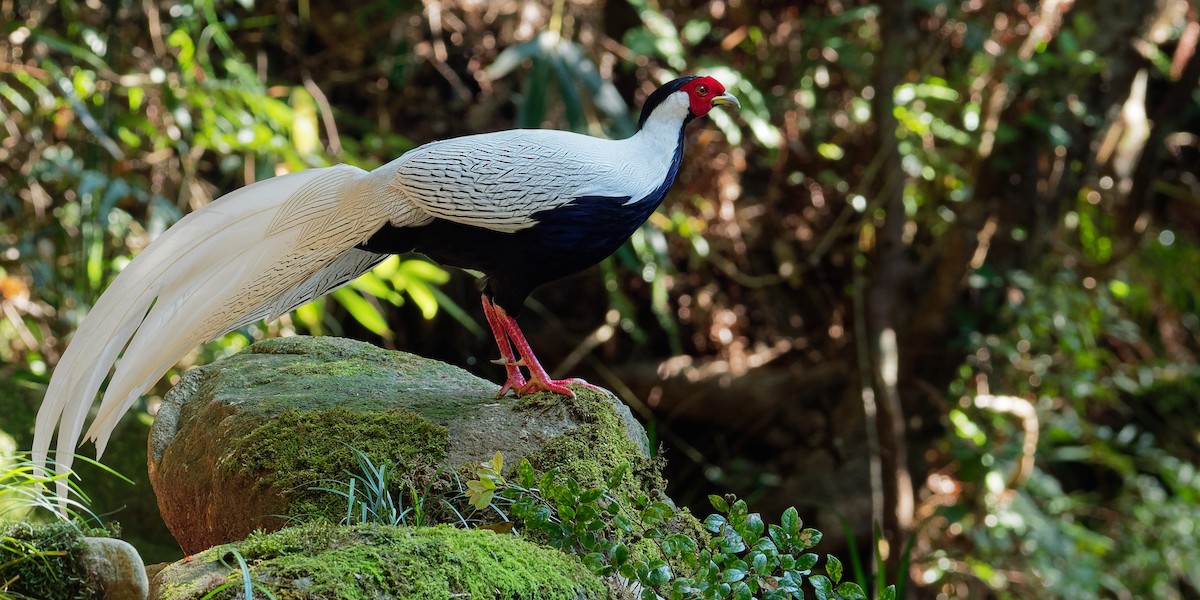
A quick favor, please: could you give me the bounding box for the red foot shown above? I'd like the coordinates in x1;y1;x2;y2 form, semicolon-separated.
482;296;527;398
516;377;605;398
493;359;528;398
481;295;603;400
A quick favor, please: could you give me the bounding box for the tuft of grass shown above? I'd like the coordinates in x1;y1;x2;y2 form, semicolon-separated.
0;452;130;527
309;445;415;527
197;547;278;600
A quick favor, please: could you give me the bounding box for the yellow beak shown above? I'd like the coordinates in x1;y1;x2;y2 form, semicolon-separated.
711;93;741;109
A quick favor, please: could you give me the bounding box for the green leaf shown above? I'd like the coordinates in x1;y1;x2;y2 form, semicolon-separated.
704;514;728;533
167;28;195;68
879;584;897;600
485;37;542;79
709;494;729;513
744;513;765;540
836;581;867;600
290;87;320;155
779;554;796;571
605;462;629;488
646;560;672;586
668;534;697;554
331;288;392;339
350;271;399;304
751;551;768;573
769;524;789;547
579;488;604;503
731;499;749;522
810;574;833;600
732;582;753;600
826;554;843;584
795;553;819;571
517;458;536;488
718;529;747;554
798;527;824;549
644;501;673;525
582;552;606;574
610;543;630;566
782;506;801;536
405;280;441;319
720;566;747;584
614;515;634;533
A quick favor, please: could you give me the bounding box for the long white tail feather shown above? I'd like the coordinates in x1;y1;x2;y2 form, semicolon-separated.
33;163;416;508
229;249;389;332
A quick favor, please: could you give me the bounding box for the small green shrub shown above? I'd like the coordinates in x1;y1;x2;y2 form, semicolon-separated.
467;452;896;600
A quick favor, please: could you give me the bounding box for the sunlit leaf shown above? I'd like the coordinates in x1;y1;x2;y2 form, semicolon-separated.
331;287;392;339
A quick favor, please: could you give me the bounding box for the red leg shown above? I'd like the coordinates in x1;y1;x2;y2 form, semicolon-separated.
491;302;604;398
481;295;526;397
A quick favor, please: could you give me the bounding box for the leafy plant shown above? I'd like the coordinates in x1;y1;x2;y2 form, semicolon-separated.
463;452;896;600
308;447;894;598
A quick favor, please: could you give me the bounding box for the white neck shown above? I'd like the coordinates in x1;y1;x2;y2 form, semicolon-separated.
630;90;691;153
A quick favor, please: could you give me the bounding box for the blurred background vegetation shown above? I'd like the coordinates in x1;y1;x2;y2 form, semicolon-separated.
2;0;1199;597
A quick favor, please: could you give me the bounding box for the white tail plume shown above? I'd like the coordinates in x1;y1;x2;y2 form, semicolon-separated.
32;163;415;508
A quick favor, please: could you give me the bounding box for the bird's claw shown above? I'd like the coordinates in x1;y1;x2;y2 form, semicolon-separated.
517;378;576;398
490;357;527;366
495;373;528;398
514;377;604;399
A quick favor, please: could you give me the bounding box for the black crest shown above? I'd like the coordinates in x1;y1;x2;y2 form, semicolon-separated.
636;75;699;130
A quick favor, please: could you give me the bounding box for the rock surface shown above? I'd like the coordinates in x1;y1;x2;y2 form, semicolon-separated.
80;537;150;600
148;336;652;554
149;521;607;600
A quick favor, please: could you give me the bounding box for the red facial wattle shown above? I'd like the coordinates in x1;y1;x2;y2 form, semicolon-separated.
681;76;731;117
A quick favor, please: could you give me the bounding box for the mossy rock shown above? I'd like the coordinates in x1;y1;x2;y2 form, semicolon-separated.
0;521;147;599
150;521;607;600
149;336;653;554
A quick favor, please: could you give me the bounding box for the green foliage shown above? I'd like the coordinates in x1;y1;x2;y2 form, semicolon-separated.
927;256;1200;597
310;447;894;598
5;1;1200;597
0;452;129;527
190;522;607;600
0;0;456;410
0;451;130;597
461;453;895;600
0;521;95;599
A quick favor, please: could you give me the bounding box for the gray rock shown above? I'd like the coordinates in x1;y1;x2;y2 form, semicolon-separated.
80;537;149;600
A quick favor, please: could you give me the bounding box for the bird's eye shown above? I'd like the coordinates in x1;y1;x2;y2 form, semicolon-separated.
695;84;709;97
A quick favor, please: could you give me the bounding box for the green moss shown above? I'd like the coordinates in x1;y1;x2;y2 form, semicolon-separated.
229;407;449;519
515;386;705;573
517;386;665;503
277;358;380;378
174;522;607;600
0;521;104;599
